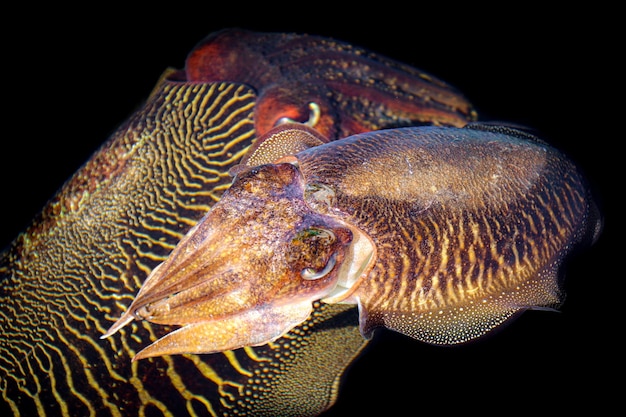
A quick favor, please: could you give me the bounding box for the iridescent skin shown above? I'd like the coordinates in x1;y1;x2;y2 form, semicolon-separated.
104;124;601;360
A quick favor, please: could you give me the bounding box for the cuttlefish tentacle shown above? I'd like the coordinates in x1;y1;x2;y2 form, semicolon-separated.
104;124;600;359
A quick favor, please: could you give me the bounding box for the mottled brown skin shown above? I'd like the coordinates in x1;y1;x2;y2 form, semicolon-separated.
0;29;477;416
106;124;600;360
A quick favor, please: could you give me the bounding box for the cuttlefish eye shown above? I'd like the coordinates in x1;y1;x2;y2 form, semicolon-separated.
286;227;341;281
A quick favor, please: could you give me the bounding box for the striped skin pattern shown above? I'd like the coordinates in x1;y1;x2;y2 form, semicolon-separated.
0;79;365;416
296;126;600;343
0;30;479;416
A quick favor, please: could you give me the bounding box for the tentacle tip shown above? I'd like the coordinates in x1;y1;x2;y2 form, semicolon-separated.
100;314;134;340
100;327;116;340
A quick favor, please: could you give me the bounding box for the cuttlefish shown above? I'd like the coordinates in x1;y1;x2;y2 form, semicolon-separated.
103;123;601;360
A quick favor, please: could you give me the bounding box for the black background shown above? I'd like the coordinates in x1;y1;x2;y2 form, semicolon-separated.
2;5;618;416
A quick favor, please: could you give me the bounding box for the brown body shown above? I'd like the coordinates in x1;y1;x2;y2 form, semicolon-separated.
106;124;600;360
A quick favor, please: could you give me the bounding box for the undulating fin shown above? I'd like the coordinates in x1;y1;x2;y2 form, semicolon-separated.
230;124;328;176
358;259;564;345
463;121;548;144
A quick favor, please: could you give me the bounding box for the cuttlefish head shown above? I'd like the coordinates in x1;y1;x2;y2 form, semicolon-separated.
102;128;372;360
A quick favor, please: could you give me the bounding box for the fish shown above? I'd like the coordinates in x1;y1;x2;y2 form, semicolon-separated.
103;123;602;360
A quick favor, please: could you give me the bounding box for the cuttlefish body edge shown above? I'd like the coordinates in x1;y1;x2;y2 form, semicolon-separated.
103;124;600;360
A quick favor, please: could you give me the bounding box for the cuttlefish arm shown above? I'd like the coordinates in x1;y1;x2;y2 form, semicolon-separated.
104;124;600;359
